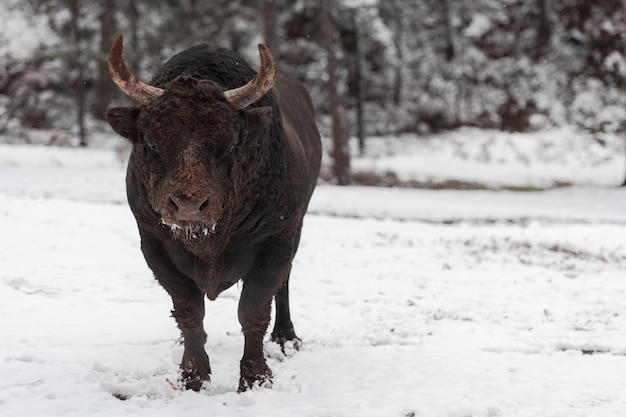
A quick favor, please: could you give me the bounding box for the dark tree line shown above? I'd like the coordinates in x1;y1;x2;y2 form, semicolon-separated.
2;0;626;184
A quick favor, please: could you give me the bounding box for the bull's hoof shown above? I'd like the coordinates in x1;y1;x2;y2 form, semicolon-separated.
238;359;273;392
271;326;302;354
181;370;210;391
180;359;211;391
271;334;302;355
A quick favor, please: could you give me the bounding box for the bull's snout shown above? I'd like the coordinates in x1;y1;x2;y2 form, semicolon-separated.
168;194;210;221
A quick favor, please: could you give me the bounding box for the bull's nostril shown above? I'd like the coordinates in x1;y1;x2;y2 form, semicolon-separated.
168;194;208;218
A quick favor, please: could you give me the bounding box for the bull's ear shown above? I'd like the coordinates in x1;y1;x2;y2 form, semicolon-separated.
245;106;273;132
106;107;141;142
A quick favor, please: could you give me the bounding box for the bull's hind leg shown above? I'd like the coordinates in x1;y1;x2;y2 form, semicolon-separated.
271;225;302;350
271;277;302;351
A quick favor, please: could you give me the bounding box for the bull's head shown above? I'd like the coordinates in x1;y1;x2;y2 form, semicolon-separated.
106;35;276;241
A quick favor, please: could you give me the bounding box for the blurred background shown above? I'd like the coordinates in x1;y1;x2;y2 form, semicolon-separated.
0;0;625;187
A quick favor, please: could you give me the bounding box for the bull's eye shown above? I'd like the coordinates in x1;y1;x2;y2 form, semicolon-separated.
144;135;159;155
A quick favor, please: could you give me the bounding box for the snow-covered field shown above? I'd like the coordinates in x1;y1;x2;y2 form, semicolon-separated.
1;129;626;417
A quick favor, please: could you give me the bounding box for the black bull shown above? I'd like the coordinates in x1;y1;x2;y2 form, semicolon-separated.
105;35;321;392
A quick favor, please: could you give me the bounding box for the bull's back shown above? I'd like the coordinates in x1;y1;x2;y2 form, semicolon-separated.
272;74;322;199
150;44;256;89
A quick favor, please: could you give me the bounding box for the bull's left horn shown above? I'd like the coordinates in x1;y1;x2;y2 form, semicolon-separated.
108;35;164;104
224;44;277;110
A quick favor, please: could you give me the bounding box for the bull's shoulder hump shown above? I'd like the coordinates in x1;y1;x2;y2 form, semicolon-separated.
150;44;257;89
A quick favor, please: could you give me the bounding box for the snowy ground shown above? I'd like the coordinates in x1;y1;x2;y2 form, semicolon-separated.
1;129;626;417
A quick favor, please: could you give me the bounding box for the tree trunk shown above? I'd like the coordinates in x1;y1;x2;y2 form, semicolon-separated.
391;0;403;105
128;0;141;76
443;0;455;61
622;0;626;186
322;0;350;185
261;0;279;56
96;0;117;119
535;0;551;61
352;11;365;155
69;0;87;146
76;63;87;146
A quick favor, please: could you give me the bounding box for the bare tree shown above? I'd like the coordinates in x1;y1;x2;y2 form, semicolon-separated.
535;0;551;60
443;0;455;61
95;0;117;119
67;0;87;146
260;0;279;55
622;0;626;186
322;0;350;185
390;1;404;105
123;0;141;78
346;9;365;155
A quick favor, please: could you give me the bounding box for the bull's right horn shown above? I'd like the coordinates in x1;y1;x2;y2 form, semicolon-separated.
108;35;164;104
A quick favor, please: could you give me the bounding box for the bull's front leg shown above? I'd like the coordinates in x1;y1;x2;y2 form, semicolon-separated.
237;240;294;392
140;233;211;391
171;289;211;391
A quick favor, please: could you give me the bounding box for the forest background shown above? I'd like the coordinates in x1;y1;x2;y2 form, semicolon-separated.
0;0;624;184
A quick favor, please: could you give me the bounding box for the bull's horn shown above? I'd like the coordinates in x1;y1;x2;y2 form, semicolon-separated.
223;44;277;110
108;35;164;104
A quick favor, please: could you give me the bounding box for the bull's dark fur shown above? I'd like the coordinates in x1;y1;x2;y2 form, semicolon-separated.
106;44;321;392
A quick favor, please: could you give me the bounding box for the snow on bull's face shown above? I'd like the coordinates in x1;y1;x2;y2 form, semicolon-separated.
160;217;217;241
131;82;242;243
144;137;227;242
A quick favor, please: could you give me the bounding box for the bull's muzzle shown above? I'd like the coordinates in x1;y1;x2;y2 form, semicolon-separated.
168;193;210;222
